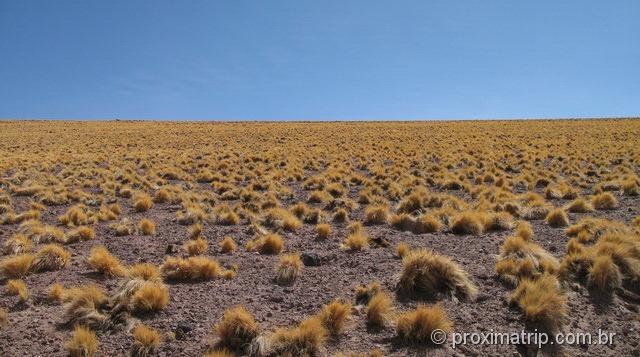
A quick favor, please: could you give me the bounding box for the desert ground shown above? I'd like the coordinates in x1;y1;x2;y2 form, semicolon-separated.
0;119;639;356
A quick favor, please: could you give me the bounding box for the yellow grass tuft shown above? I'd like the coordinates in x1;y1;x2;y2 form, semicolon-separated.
546;208;569;227
67;226;95;243
31;244;71;272
214;306;259;351
87;246;126;277
48;282;65;303
130;282;170;312
317;299;352;334
66;325;98;357
0;254;34;279
276;253;302;285
450;212;484;235
566;198;594;213
587;254;622;290
510;274;566;331
396;304;453;343
133;193;154;212
219;236;237;253
161;256;221;281
6;279;29;302
128;263;161;282
365;291;393;327
138;219;156;235
316;223;332;239
515;221;534;240
398;249;478;300
131;324;162;357
252;234;284;255
592;192;618;210
184;237;208;256
268;317;327;357
363;205;389;225
341;230;369;251
396;242;410;258
2;233;33;255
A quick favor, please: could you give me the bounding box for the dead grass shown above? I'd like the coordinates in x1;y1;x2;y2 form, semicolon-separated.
509;274;566;331
66;325;98;357
398;249;478;301
592;192;619;210
317;299;352;334
87;246;126;277
138;218;156;235
275;253;302;285
546;208;569;227
31;244;71;272
184;237;208;256
365;291;392;327
131;324;162;357
214;306;259;351
396;304;453;343
0;254;34;279
6;279;29;302
219;236;237;253
161;256;221;281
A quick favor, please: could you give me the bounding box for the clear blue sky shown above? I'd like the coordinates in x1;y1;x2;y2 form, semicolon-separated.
1;1;638;120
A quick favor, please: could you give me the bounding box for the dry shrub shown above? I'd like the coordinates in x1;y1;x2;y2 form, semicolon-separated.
88;246;126;277
450;212;484;235
398;249;478;301
515;221;533;241
185;237;208;256
622;180;639;196
133;193;154;212
130;282;170;312
363;205;389;225
365;291;392;327
153;188;171;203
30;225;67;244
6;279;29;302
132;324;162;357
341;230;368;251
31;244;71;272
546;208;569;227
262;208;301;231
396;304;453;343
317;299;352;334
316;223;332;239
188;223;203;239
482;212;515;232
275;253;302;285
332;208;349;223
495;235;559;284
252;234;284;255
138;219;156;235
214;306;259;351
48;282;65;303
128;263;161;282
510;274;566;331
592;192;618;210
389;213;415;232
219;236;237;253
59;205;90;227
267;317;327;357
222;269;237;280
63;284;109;327
566;198;594;213
413;214;442;233
161;256;221;281
67;226;95;243
2;233;32;255
355;281;382;305
66;325;98;357
396;242;410;258
587;254;622;290
0;254;34;279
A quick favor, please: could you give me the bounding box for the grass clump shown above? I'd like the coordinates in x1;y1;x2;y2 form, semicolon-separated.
316;223;332;239
450;212;484;235
317;299;352;334
251;234;284;255
509;274;566;331
31;244;71;272
87;246;126;277
275;253;302;285
214;306;259;351
6;279;29;302
363;205;389;225
131;324;162;357
219;236;237;253
592;192;619;210
0;254;34;279
398;249;478;301
365;291;392;328
66;325;98;357
396;304;453;344
138;219;156;235
184;237;208;256
546;208;569;227
161;256;221;281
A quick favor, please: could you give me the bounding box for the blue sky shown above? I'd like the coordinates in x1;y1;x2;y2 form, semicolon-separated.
0;1;638;120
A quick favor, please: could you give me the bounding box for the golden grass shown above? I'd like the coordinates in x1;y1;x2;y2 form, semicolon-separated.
365;291;392;327
317;299;352;334
66;325;98;357
128;263;161;282
31;244;71;272
6;279;29;302
546;208;569;227
251;234;284;255
398;249;478;300
267;317;327;356
214;306;259;350
0;308;7;329
0;254;34;279
138;218;156;235
396;304;453;343
161;256;221;281
130;282;170;312
395;242;410;258
219;236;237;253
87;246;126;277
131;324;162;357
316;223;332;239
341;230;369;251
184;237;208;256
509;274;566;331
592;192;619;210
275;253;302;285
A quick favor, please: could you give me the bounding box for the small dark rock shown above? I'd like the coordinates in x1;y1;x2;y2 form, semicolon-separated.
476;293;490;302
166;244;175;254
301;252;321;266
175;322;193;340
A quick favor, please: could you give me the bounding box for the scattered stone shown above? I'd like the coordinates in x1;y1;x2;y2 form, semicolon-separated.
301;252;321;266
